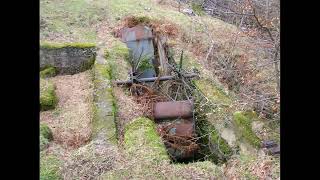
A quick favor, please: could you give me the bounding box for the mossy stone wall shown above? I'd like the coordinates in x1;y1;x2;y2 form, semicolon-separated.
40;42;96;75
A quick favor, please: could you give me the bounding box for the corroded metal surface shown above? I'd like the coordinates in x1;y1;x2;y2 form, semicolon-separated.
153;100;194;120
120;25;156;78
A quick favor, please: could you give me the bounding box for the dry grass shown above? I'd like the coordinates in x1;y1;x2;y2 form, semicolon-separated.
113;15;179;38
40;70;94;149
61;138;121;179
224;151;279;179
113;86;145;143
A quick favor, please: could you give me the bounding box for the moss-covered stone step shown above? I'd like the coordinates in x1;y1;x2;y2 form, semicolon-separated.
40;79;58;111
40;66;57;78
233;111;262;148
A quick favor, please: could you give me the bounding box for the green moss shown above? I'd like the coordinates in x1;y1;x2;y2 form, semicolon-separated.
124;117;169;163
191;3;205;16
111;41;130;60
40;42;96;49
40;154;62;180
40;66;57;78
40;79;58;111
40;134;49;151
40;123;53;141
92;56;118;143
196;118;233;164
233;111;261;148
105;41;131;80
194;79;231;105
104;49;110;59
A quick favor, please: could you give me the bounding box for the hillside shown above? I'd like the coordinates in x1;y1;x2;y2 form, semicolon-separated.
40;0;280;179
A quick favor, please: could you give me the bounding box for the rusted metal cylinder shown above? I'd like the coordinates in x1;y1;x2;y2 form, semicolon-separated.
153;100;193;120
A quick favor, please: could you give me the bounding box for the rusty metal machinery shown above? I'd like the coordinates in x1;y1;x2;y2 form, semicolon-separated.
114;24;200;161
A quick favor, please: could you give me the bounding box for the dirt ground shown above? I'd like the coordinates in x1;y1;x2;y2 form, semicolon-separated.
40;70;94;149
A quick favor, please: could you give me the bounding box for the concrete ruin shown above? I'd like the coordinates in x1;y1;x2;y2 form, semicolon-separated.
40;43;96;75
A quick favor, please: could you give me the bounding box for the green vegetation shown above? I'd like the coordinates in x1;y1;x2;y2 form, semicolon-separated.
40;42;96;49
196;117;233;164
40;154;62;180
40;66;57;78
124;117;169;163
92;64;117;143
233;111;261;148
40;79;58;111
40;123;53;141
136;56;154;71
40;134;50;151
105;41;131;80
40;0;279;179
194;79;231;105
191;3;205;16
40;123;53;151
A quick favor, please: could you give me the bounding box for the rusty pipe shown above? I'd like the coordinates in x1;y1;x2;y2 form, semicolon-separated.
153;100;193;120
115;73;198;85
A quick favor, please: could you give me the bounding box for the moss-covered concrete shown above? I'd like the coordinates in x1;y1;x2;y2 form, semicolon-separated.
191;77;234;164
194;79;231;106
40;153;62;180
124;117;170;163
40;42;96;75
40;42;96;49
233;111;262;148
91;41;130;143
40;79;58;111
40;66;57;78
91;46;120;144
196;117;233;164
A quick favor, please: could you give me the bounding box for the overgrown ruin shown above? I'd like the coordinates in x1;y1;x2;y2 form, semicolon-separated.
40;0;280;178
112;17;234;163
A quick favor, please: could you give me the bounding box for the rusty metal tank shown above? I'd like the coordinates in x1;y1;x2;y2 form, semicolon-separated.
120;25;156;78
154;100;199;160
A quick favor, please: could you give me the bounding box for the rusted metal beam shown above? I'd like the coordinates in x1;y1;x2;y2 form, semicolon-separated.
115;73;198;85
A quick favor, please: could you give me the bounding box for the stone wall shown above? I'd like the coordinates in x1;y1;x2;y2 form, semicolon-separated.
40;43;97;74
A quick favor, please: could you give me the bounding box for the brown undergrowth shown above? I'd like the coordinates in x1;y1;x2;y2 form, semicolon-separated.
40;70;94;149
113;15;179;38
